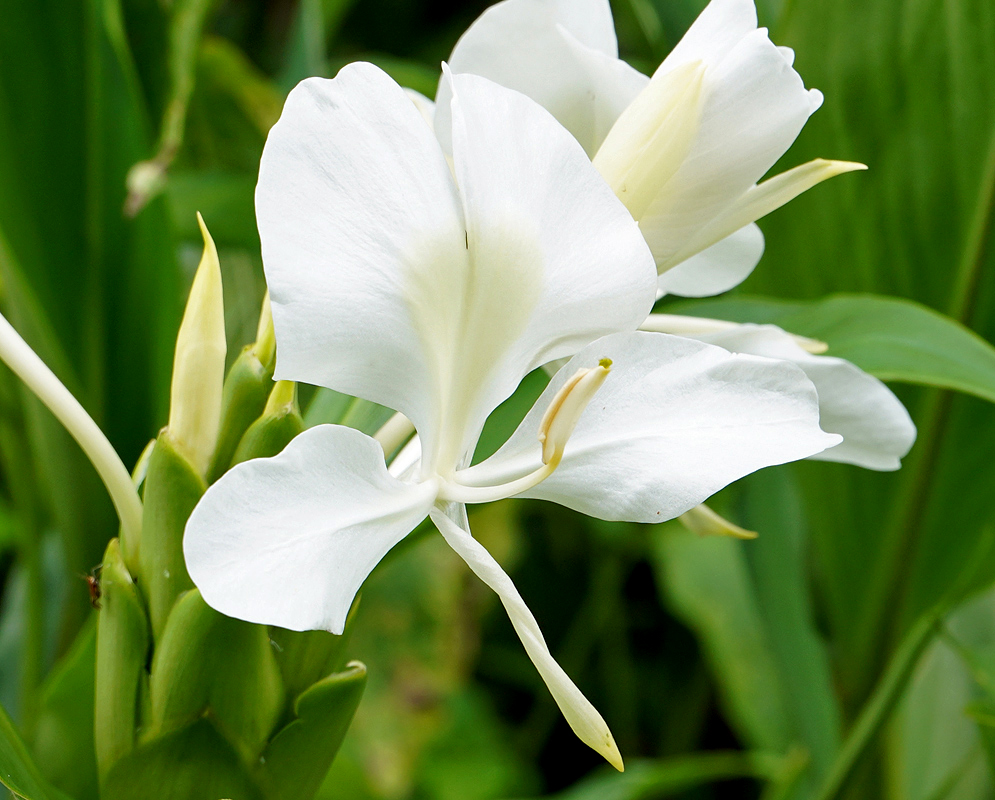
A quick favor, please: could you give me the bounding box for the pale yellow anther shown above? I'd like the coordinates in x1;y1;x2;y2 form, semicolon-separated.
538;359;612;467
168;212;227;478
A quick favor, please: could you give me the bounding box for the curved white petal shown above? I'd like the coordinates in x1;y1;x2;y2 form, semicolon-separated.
689;324;916;470
184;425;437;634
640;27;818;270
430;505;622;770
657;222;764;298
256;64;465;451
420;71;656;470
438;0;645;155
462;331;839;522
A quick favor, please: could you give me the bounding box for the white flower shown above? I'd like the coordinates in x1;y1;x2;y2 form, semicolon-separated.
437;0;864;298
183;63;840;768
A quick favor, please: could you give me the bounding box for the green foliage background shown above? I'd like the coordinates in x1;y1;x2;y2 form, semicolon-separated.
1;0;994;798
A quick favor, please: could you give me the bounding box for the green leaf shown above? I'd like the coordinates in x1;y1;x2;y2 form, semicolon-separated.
669;293;995;402
149;589;283;763
519;753;781;800
255;662;367;800
95;538;150;782
740;470;842;783
102;718;263;800
0;697;69;800
649;522;790;752
32;619;98;800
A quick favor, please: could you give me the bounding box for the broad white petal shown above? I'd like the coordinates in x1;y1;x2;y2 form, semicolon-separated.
431;505;622;769
438;0;644;155
690;324;916;470
462;331;839;522
256;64;466;450
641;29;819;269
419;71;655;470
657;222;764;298
184;425;437;634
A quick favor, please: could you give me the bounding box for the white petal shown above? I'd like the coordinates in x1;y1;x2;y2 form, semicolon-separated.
640;28;818;269
256;64;465;452
657;0;758;70
438;0;645;155
430;505;622;770
690;324;917;470
418;71;655;470
462;331;839;522
657;222;764;298
404;88;436;129
184;425;437;634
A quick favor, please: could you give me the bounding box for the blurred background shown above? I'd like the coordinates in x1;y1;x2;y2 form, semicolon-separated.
1;0;995;798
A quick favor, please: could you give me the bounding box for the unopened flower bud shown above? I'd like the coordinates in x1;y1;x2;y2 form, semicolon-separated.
168;213;226;478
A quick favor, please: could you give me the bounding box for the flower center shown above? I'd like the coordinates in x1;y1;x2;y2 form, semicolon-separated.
437;360;611;504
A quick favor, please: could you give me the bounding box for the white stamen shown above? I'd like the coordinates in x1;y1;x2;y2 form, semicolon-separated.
438;361;611;504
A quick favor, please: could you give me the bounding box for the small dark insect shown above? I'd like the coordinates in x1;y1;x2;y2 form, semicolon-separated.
81;566;102;609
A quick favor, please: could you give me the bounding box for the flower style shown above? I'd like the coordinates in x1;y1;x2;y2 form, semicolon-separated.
437;0;863;298
435;0;916;470
183;62;842;768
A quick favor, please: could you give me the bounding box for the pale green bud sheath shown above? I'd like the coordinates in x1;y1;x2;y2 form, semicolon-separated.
254;290;276;371
0;312;143;565
168;212;227;478
439;360;611;504
642;313;829;354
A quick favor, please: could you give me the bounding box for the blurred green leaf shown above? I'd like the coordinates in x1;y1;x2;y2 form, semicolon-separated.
517;753;780;800
32;620;98;800
0;697;69;800
255;662;366;800
649;522;790;752
670;293;995;402
741;469;842;783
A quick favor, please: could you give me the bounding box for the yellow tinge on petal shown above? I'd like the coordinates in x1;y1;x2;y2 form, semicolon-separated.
168;212;227;478
593;61;706;222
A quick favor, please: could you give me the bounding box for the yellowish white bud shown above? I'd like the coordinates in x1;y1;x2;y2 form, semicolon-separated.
168;213;227;477
641;313;829;354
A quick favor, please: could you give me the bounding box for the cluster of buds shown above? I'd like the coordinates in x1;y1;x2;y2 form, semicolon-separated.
90;217;365;799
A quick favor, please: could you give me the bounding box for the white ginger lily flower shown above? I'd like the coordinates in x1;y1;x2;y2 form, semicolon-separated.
434;0;864;298
182;62;841;768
